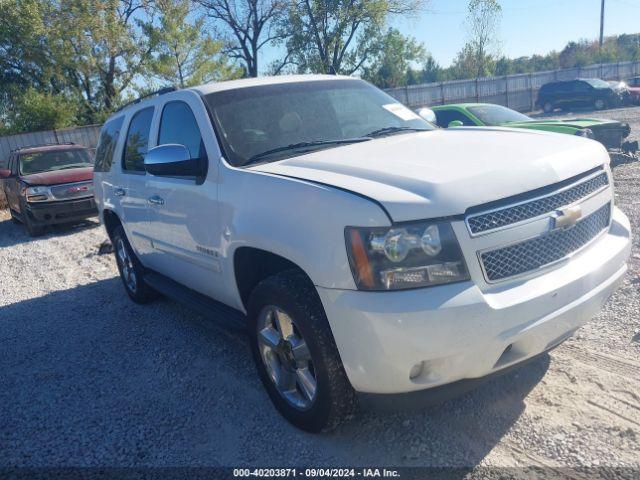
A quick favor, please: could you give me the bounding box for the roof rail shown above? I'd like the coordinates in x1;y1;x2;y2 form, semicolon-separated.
115;87;177;112
10;142;76;152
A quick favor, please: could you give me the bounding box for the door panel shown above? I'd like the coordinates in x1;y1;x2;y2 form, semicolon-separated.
144;98;221;298
118;107;155;259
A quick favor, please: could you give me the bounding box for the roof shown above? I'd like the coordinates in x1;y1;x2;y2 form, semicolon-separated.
190;74;359;95
431;103;490;110
12;143;88;155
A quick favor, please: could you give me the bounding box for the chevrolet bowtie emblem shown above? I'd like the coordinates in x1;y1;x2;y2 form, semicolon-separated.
552;205;582;230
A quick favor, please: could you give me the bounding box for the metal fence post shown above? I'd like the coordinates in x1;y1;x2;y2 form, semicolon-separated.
530;73;534;112
475;78;479;102
505;75;509;108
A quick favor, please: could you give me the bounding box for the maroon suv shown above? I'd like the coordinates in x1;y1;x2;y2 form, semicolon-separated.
0;143;97;236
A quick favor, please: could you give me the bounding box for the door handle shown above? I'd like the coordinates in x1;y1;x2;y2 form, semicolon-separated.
147;195;164;206
114;187;126;197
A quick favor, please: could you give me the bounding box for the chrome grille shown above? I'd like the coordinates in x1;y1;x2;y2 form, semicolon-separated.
480;204;611;282
467;172;608;235
50;181;94;201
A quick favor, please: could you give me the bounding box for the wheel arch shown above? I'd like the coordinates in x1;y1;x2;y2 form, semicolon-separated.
233;246;315;311
102;209;122;241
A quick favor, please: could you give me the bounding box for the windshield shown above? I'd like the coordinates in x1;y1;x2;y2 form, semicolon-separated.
19;149;93;175
203;79;434;166
467;105;532;126
584;78;610;89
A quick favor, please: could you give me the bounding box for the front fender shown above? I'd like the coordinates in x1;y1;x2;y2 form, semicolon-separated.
219;167;391;296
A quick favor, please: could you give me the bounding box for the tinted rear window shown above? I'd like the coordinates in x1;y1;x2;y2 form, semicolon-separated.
94;116;124;172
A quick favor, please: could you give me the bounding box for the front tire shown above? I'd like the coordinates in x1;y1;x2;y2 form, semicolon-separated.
9;208;21;224
594;98;606;110
112;225;158;304
248;270;357;432
24;214;45;237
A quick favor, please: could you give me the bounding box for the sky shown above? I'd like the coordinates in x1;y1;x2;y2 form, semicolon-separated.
261;0;640;71
391;0;640;66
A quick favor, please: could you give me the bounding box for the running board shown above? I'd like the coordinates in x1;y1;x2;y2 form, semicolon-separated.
143;272;247;331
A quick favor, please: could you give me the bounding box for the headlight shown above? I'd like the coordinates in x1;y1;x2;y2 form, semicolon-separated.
345;221;470;290
23;186;52;202
575;128;594;139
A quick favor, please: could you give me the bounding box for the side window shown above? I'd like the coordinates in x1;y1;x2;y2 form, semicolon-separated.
94;116;124;172
434;109;474;128
573;81;590;93
123;107;154;172
157;101;205;160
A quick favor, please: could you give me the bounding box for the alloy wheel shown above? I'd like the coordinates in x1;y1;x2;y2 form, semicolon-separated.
257;305;317;410
116;238;137;293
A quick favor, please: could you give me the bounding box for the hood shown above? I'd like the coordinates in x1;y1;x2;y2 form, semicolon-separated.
505;118;620;129
20;167;93;186
251;127;607;222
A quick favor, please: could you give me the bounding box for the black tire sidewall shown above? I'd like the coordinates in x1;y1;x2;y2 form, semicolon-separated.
112;225;156;304
24;213;44;236
247;273;348;432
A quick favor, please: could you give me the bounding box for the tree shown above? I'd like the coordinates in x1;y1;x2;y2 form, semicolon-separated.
283;0;423;75
362;28;425;88
196;0;287;77
143;0;241;88
0;1;60;113
3;88;77;134
463;0;501;78
51;0;153;116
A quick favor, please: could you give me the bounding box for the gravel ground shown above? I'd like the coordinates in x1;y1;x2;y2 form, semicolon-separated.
1;107;639;473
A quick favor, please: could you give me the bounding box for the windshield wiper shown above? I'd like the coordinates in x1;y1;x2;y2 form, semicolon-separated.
244;138;371;166
365;126;430;138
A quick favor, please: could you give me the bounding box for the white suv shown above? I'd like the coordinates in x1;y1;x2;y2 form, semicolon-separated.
94;75;631;432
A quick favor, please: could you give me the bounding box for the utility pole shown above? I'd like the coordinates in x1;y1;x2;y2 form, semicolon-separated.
599;0;605;48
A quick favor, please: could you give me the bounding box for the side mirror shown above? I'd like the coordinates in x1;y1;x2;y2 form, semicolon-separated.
144;144;202;177
448;120;464;128
0;169;11;179
416;107;436;123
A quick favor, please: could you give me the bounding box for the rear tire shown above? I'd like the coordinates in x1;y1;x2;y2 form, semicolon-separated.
543;101;554;113
112;225;158;304
594;99;606;110
248;270;357;432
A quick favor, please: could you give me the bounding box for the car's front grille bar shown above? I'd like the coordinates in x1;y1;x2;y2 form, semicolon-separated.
50;181;94;201
466;170;609;235
479;203;611;282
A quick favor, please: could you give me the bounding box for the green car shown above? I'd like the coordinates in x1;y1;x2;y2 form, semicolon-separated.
430;103;636;153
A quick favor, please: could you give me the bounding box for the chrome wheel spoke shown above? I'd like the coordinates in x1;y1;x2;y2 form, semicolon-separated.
290;337;311;365
296;367;317;402
259;326;282;350
273;309;294;340
275;366;297;391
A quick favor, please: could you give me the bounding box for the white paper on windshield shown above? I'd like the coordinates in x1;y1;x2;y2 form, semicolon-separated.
383;103;421;121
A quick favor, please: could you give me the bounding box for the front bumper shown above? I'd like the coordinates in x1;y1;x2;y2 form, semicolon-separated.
25;197;97;226
317;207;631;396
